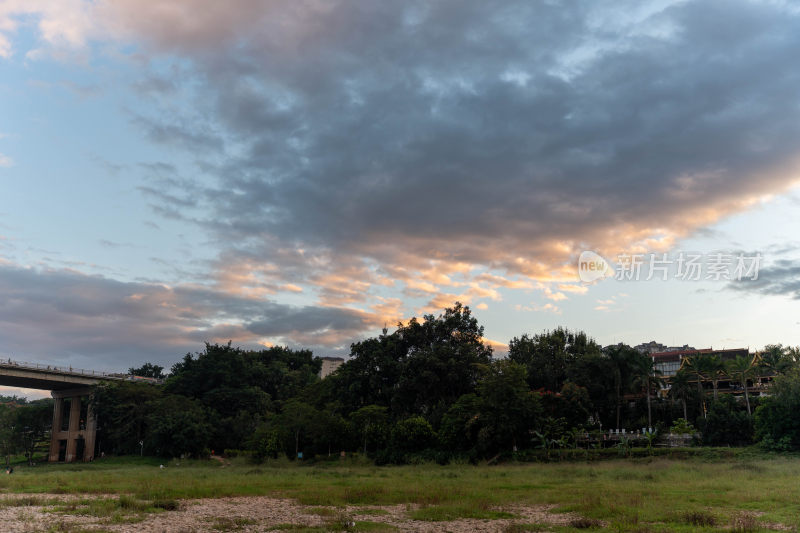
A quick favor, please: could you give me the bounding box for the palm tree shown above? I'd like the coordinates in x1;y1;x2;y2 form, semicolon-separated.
669;369;692;420
726;356;754;415
786;346;800;367
604;344;638;429
759;344;792;376
706;355;725;400
633;357;664;430
684;355;714;418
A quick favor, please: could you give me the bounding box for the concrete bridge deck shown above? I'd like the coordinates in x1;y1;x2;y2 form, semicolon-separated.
0;359;125;390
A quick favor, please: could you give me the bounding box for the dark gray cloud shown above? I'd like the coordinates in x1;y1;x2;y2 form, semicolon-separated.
114;0;800;290
728;259;800;300
7;0;800;365
130;113;223;153
0;264;371;370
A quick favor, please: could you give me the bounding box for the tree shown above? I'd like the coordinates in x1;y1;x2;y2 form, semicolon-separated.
758;344;793;380
786;346;800;367
145;395;211;457
684;355;723;418
567;352;616;429
632;356;663;430
275;400;319;458
474;360;541;454
166;343;289;451
390;416;437;453
755;367;800;450
350;405;388;456
726;356;755;415
708;356;725;401
128;363;166;379
312;408;349;457
314;303;492;427
14;400;52;465
92;381;163;455
0;404;16;466
321;329;406;413
391;303;493;422
509;328;601;392
701;396;752;446
255;346;321;401
557;382;592;430
439;394;482;453
669;369;692;421
603;344;643;429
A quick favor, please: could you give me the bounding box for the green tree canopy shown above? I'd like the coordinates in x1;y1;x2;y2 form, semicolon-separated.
128;363;166;379
508;327;601;392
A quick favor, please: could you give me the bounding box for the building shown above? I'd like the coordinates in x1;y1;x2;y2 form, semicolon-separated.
651;347;766;408
318;357;345;379
635;341;667;354
652;347;750;378
634;340;695;354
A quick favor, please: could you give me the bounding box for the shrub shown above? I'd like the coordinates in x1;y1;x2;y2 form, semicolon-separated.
755;368;800;450
569;517;603;528
681;510;716;526
669;418;695;434
731;511;759;533
700;396;752;446
391;416;437;452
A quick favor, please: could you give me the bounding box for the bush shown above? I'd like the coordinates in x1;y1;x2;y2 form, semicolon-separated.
223;449;254;459
755;368;800;450
669;418;695;434
700;396;752;446
247;422;281;461
682;510;716;526
730;511;759;533
145;395;212;458
390;416;437;452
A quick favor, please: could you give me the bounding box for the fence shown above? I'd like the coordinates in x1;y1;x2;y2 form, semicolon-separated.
0;358;162;383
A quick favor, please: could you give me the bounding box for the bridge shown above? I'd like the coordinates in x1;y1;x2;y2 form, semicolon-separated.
0;359;148;463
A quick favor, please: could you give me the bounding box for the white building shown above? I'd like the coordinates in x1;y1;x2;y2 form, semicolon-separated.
318;356;345;379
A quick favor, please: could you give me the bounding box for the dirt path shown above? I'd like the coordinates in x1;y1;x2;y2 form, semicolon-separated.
0;493;581;532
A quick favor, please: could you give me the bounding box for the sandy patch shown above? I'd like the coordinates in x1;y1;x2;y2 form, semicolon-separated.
0;494;586;532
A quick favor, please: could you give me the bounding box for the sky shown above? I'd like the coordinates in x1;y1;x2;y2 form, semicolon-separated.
1;0;800;398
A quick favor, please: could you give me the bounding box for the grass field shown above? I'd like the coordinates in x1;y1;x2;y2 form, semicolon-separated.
1;451;799;531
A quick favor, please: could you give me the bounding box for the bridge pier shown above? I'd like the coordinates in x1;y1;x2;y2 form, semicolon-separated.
49;388;96;463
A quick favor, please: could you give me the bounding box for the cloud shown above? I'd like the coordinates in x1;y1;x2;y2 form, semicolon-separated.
482;337;508;354
515;302;561;315
0;0;94;60
4;1;800;346
0;263;385;369
727;259;800;300
91;0;800;304
593;293;628;312
0;386;49;400
0;153;13;167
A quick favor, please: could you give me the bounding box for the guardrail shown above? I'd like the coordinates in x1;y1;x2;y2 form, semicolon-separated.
0;358;164;384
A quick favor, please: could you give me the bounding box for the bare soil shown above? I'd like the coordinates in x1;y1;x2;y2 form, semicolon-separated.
0;493;580;532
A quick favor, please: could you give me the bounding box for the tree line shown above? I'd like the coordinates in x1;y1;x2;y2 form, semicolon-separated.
15;303;800;463
90;303;800;461
0;397;52;465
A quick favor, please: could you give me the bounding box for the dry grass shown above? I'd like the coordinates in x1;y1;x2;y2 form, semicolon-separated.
0;454;797;531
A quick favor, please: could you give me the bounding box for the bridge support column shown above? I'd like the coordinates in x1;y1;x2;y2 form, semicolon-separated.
48;397;64;462
84;401;97;462
49;388;95;463
64;395;81;462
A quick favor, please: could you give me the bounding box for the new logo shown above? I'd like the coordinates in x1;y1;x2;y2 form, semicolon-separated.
577;251;614;283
